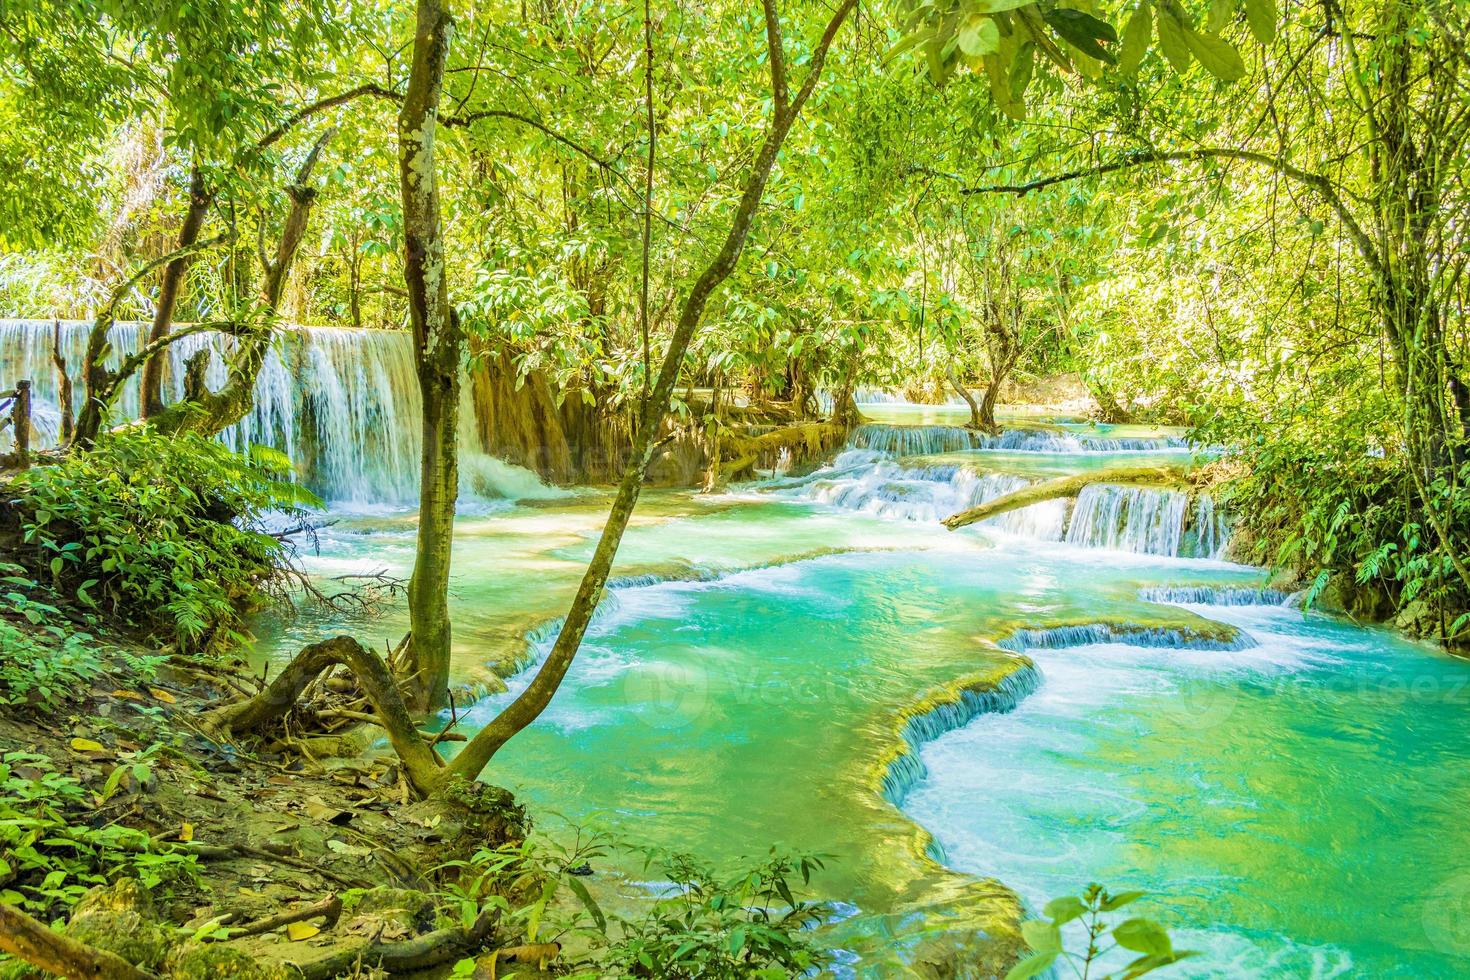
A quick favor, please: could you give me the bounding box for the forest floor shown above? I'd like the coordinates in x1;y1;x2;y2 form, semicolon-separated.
0;635;577;980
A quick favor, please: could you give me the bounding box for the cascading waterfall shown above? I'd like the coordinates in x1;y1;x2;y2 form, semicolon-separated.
847;423;1191;455
879;659;1042;808
784;424;1231;556
1065;484;1187;556
0;319;564;505
785;449;1069;539
997;622;1257;653
1140;586;1290;606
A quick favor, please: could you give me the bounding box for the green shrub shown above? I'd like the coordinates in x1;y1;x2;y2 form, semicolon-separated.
1006;883;1194;980
8;428;319;654
607;850;830;979
0;750;198;916
1216;433;1470;639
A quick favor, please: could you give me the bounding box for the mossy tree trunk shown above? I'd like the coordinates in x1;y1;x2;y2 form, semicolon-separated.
140;165;213;419
146;130;336;440
398;0;459;712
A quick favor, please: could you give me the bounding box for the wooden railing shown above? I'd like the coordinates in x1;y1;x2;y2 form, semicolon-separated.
0;379;31;467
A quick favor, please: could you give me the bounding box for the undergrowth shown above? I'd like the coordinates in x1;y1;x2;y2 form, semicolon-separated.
3;428;318;655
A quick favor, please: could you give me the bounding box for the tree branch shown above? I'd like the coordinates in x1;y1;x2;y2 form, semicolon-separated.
0;903;157;980
762;0;789;114
257;83;399;151
955;148;1389;287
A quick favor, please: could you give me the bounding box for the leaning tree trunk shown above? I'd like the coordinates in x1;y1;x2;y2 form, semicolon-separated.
140;166;213;419
438;0;858;782
398;0;459;713
147;132;335;440
948;370;984;430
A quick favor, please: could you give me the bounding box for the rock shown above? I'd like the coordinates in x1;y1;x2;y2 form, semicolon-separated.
66;880;172;972
168;943;298;980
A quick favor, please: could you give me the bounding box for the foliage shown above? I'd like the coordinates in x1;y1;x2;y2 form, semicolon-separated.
9;429;319;654
0;750;198;917
436;829;829;979
605;849;830;979
1006;883;1195;980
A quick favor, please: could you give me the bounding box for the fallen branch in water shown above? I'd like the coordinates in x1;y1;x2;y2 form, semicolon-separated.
942;464;1193;531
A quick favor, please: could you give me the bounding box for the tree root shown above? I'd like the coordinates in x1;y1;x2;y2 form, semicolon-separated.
200;636;445;797
0;885;501;980
225;895;343;939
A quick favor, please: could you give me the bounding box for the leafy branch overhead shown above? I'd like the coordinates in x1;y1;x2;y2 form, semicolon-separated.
890;0;1275;116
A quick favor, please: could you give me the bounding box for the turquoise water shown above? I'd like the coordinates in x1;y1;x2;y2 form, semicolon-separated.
254;420;1470;976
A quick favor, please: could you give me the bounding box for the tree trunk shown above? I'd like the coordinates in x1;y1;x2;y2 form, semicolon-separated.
948;370;983;430
140;166;213;419
51;320;74;444
398;0;459;712
148;133;335;440
439;0;857;783
943;463;1193;530
978;375;1001;433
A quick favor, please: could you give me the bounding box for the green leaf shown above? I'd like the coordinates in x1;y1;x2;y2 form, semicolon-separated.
1005;950;1059;980
1120;950;1200;979
1042;7;1118;63
1184;27;1246;80
729;925;747;955
1019;918;1062;954
1043;894;1088;923
1155;4;1194;72
564;874;606;934
959;14;1001;58
1207;0;1233;33
1009;40;1036;102
1119;3;1152;74
1112;917;1173;957
1243;0;1277;43
973;0;1035;10
986;51;1024;120
1100;889;1148;911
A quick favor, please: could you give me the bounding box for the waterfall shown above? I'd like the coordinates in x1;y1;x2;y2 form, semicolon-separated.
1066;485;1187;556
846;423;1191;456
997;622;1257;653
0;319;565;505
1140;586;1290;606
1064;484;1232;558
781;446;1234;555
879;659;1042;808
848;424;983;456
787;449;1069;539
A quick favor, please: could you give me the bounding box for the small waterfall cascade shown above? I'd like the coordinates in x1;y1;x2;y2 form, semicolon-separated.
1066;485;1189;556
880;660;1042;808
784;449;1069;539
847;423;1191;455
1064;484;1230;559
0;319;564;505
785;432;1231;557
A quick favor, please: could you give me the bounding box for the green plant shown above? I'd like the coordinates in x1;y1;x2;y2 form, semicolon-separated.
10;428;319;654
1006;884;1195;980
607;849;830;979
0;750;198;916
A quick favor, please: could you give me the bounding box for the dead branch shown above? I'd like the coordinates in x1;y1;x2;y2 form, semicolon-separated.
0;902;157;980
